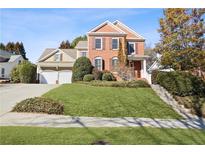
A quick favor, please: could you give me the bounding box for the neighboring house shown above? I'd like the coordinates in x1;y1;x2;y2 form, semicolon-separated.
0;50;24;79
87;20;149;79
147;53;174;73
37;48;77;84
75;41;88;58
37;20;150;84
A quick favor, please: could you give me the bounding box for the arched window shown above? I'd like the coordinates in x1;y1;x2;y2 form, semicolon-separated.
94;57;103;71
112;57;118;70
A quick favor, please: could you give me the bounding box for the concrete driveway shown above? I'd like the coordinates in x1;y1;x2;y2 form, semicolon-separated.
0;84;59;115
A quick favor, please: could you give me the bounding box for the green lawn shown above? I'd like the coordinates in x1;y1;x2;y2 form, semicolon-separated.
1;126;205;144
43;84;182;119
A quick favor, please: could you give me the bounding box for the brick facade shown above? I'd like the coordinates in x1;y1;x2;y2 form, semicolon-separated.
87;20;146;78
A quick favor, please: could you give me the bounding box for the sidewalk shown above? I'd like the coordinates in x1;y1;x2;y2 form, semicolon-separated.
1;112;205;129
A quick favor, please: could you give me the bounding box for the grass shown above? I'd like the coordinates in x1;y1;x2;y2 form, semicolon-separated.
43;84;182;119
0;126;205;145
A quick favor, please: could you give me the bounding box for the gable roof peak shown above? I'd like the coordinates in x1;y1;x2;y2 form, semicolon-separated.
88;20;126;34
113;20;145;40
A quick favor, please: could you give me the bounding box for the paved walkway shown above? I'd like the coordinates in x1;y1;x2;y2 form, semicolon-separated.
0;84;59;115
1;112;205;129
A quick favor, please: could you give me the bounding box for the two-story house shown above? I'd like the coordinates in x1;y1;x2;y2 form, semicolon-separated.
37;20;149;84
87;20;148;79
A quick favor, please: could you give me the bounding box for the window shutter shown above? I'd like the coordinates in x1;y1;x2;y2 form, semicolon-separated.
135;42;138;54
92;37;95;50
103;38;105;50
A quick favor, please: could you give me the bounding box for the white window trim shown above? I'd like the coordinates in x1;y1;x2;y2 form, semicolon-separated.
54;52;62;62
94;57;103;71
112;38;119;50
80;51;88;57
95;37;103;50
128;42;135;55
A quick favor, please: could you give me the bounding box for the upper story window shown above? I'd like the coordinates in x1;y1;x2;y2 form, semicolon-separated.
81;51;87;57
54;52;62;62
112;38;119;50
128;42;135;55
95;38;102;50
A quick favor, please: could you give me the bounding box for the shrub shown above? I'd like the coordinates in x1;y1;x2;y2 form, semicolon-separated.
151;69;159;84
10;67;20;83
12;97;64;115
18;61;37;83
155;71;205;96
102;71;116;81
127;80;150;88
88;80;150;88
92;67;103;80
72;57;93;82
83;74;94;82
11;61;37;83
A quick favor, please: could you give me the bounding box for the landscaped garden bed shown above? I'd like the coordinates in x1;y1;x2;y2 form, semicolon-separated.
152;70;205;117
43;83;182;119
78;80;150;88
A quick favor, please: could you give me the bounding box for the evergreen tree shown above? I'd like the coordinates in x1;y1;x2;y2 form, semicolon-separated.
5;42;15;52
59;40;70;49
19;42;27;60
155;8;205;71
0;43;5;50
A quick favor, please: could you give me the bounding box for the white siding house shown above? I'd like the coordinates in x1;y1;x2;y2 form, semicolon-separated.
0;50;24;79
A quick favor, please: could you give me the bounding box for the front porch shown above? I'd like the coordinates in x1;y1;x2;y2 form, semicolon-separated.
128;54;149;79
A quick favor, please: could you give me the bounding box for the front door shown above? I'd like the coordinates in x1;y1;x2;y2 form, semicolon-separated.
134;61;141;78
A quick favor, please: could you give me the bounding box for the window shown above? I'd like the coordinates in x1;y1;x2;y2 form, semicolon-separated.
112;57;118;70
112;38;119;50
54;52;61;62
128;42;135;55
94;57;102;71
1;68;5;77
95;38;102;50
81;51;87;57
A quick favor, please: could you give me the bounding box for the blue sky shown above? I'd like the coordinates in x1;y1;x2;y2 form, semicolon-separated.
0;8;163;62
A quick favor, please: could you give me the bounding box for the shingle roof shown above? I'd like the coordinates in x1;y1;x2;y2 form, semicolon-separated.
38;48;77;62
75;41;88;49
61;49;77;59
0;50;15;58
8;55;22;62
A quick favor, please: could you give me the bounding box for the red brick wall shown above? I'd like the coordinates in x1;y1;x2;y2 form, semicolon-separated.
88;36;125;70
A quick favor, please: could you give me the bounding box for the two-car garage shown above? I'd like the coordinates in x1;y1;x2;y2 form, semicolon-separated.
39;70;72;84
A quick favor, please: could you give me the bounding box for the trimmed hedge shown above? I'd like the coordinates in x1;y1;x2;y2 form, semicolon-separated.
83;74;94;82
86;80;150;88
102;72;116;81
12;97;64;115
154;71;205;118
72;57;93;82
155;71;205;97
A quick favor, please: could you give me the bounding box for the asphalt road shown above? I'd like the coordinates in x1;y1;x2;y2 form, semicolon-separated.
0;84;59;115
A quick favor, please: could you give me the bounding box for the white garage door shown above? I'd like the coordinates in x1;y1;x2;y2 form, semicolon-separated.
59;71;72;84
40;71;72;84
